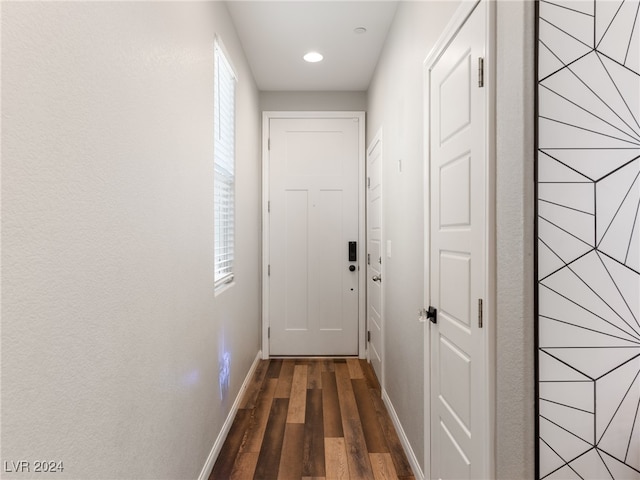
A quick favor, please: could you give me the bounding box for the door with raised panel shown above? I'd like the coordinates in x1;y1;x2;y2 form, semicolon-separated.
367;132;383;382
428;2;489;479
268;115;361;356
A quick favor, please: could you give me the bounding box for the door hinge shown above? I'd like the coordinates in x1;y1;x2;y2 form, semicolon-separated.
268;327;270;338
268;265;271;276
367;331;371;342
367;177;371;188
268;201;271;213
268;138;271;150
478;299;483;328
478;57;484;88
367;253;371;265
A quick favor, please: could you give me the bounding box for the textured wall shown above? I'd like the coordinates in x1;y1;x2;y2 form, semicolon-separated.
260;91;367;112
1;3;261;479
495;1;537;478
536;0;640;478
366;1;460;473
367;3;539;476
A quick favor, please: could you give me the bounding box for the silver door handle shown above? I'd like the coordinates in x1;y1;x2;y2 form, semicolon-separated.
372;275;381;282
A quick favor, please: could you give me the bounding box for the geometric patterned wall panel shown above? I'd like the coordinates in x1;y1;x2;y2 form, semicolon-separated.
537;0;640;478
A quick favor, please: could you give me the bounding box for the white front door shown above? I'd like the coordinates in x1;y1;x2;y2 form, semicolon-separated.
267;115;362;356
428;2;490;479
367;131;383;382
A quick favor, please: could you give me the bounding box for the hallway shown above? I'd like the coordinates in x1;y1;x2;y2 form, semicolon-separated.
210;359;414;480
5;0;640;475
1;1;537;479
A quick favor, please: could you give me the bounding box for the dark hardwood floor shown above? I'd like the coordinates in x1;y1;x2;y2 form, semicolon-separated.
210;358;416;480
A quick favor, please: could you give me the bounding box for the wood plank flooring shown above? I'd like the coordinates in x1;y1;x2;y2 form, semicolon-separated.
210;358;415;480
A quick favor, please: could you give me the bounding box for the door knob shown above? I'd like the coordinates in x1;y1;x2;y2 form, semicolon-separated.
372;275;381;282
349;265;356;272
427;306;437;324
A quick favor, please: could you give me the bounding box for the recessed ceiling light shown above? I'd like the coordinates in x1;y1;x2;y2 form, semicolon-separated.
303;51;324;63
354;27;367;34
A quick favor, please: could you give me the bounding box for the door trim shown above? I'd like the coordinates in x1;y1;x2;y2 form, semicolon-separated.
422;0;496;477
261;111;367;359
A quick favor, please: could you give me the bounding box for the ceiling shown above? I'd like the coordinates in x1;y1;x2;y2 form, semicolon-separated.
225;1;399;91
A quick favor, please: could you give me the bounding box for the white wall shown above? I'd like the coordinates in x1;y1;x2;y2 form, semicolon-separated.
1;3;261;479
366;1;460;472
260;90;367;112
495;1;536;478
368;1;536;477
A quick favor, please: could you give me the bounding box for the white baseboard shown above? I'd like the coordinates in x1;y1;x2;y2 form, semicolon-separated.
382;389;425;480
198;350;262;480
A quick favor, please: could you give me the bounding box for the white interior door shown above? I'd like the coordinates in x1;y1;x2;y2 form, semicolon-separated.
367;131;383;383
428;2;489;479
268;115;361;356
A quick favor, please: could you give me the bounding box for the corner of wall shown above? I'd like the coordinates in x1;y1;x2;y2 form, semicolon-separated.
495;0;536;478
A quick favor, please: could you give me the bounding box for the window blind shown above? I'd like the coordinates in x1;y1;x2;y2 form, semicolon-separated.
214;43;236;288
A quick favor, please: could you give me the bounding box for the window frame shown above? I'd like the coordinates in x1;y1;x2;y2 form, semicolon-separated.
213;39;237;291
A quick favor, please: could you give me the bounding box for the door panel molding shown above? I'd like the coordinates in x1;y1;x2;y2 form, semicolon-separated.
262;111;366;358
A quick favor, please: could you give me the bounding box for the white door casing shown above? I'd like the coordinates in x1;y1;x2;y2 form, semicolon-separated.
263;112;366;357
424;1;495;479
367;130;384;384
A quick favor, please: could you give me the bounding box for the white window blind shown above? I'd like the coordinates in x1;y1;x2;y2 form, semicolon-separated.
214;42;236;288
